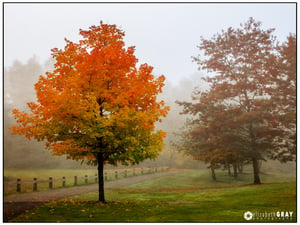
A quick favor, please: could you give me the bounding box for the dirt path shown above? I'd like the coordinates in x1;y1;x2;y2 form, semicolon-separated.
3;171;180;221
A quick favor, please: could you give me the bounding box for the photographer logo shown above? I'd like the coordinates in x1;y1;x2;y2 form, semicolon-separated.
244;211;253;221
243;211;293;221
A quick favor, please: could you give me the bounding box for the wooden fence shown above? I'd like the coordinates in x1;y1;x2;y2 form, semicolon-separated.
5;167;169;194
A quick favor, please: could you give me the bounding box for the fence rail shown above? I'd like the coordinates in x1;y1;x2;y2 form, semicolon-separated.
4;167;169;194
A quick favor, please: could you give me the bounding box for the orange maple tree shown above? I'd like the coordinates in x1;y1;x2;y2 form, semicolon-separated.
9;22;169;202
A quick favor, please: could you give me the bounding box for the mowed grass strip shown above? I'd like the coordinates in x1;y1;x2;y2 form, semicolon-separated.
11;170;296;222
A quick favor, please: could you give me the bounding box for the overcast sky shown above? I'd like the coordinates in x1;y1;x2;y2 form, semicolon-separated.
4;2;296;85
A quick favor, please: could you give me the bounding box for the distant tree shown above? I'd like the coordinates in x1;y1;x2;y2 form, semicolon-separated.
268;34;296;162
5;57;43;110
4;58;46;169
177;18;295;184
176;92;247;181
9;22;169;202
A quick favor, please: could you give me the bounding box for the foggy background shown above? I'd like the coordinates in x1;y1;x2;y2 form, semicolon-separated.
3;3;296;173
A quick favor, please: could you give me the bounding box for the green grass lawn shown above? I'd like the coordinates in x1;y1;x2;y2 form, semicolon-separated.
10;170;296;222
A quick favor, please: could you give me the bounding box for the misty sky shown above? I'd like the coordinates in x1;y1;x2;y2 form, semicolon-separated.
4;3;296;85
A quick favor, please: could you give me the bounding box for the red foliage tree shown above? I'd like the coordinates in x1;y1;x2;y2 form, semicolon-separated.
268;34;296;162
176;18;295;184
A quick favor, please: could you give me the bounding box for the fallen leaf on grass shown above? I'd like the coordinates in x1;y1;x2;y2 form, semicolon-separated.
69;199;76;205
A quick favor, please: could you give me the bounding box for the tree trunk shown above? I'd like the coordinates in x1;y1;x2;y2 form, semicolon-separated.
238;163;243;173
248;122;261;184
97;152;105;202
227;163;232;176
233;163;238;178
210;165;216;181
252;157;261;184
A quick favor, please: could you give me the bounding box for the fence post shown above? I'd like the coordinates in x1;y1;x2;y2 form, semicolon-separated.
133;169;135;176
105;172;107;181
115;171;118;180
74;176;78;186
95;173;98;183
85;175;88;184
49;177;53;189
141;168;144;175
124;170;127;178
33;178;38;191
17;178;21;192
62;176;66;188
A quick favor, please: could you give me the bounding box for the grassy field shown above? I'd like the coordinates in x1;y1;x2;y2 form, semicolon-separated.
9;170;296;222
